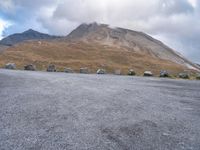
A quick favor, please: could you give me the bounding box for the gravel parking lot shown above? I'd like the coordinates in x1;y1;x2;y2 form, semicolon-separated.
0;69;200;150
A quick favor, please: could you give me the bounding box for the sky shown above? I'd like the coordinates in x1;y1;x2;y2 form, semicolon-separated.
0;0;199;63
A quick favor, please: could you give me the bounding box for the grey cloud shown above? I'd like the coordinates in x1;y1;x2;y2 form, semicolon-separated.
160;0;194;15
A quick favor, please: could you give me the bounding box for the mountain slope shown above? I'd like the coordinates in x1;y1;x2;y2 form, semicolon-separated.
67;23;199;70
0;45;9;53
0;29;60;46
0;23;199;75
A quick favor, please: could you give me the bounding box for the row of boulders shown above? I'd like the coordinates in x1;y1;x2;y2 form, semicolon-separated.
3;63;200;79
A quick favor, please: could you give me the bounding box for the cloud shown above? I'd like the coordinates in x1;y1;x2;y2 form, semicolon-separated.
0;18;12;39
0;0;200;63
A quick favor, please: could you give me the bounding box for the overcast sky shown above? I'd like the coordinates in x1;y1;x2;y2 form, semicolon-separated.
0;0;199;63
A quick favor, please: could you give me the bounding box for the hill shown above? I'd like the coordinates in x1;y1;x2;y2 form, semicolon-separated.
0;29;60;46
0;23;199;75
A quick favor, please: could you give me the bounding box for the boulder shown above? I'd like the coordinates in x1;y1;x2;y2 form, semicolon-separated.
128;69;136;76
64;68;74;73
24;64;36;71
179;73;189;79
114;70;121;75
97;69;106;74
47;64;56;72
160;70;169;78
144;71;153;77
80;68;89;74
196;73;200;80
5;63;16;69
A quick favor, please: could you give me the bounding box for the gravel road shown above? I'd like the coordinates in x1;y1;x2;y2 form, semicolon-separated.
0;69;200;150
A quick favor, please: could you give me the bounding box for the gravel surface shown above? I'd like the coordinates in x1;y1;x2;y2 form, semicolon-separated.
0;69;200;150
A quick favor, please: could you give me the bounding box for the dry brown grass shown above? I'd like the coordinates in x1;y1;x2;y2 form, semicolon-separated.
0;40;188;76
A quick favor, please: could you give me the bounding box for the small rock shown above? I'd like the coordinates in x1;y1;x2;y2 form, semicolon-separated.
179;73;189;79
160;70;170;78
144;71;153;77
128;69;136;76
47;64;56;72
24;64;36;71
5;63;16;70
80;68;89;74
64;68;74;73
97;69;106;74
114;70;121;75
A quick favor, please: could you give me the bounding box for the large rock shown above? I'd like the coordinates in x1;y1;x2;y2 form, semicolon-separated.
80;68;89;74
179;73;189;79
64;68;74;73
144;71;153;77
128;69;136;76
24;64;36;71
160;70;169;78
47;64;56;72
97;69;106;74
5;63;16;69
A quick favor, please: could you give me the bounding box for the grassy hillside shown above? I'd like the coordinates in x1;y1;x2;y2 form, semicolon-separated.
0;40;188;76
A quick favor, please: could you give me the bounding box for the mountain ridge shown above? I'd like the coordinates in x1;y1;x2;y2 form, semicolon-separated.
0;29;61;46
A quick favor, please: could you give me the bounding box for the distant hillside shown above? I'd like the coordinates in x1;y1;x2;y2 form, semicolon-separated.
0;23;199;75
0;29;61;46
0;45;9;53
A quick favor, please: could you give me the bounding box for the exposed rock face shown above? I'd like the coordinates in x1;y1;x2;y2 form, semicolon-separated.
144;71;153;77
64;68;74;73
47;64;56;72
160;70;170;78
0;29;60;46
5;63;16;69
97;69;106;74
80;68;89;74
179;73;189;79
24;64;36;71
128;69;136;76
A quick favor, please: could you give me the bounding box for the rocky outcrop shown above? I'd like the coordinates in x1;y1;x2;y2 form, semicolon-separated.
5;63;16;69
24;64;36;71
47;64;56;72
128;69;136;76
64;68;74;73
160;70;170;78
97;69;106;74
179;73;189;79
144;71;153;77
80;68;89;74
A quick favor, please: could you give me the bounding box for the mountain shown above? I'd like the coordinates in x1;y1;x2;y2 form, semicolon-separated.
67;23;199;70
0;23;199;75
0;29;60;46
